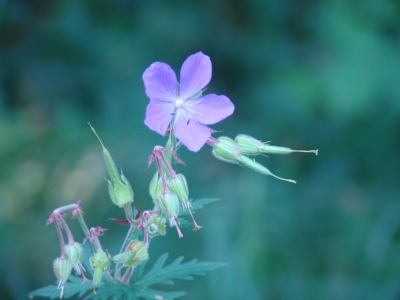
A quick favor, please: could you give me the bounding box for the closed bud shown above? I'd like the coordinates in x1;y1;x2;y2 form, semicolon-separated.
212;136;242;164
108;172;134;208
149;172;164;203
90;249;110;293
167;174;189;207
159;191;180;227
235;134;318;156
167;174;202;230
64;242;84;274
54;257;72;284
53;257;72;298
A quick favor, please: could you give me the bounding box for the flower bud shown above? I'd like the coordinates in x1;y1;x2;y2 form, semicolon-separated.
149;172;164;203
112;240;149;267
64;242;84;274
239;155;296;184
54;257;72;284
90;249;110;292
212;136;242;164
159;191;180;227
53;257;72;298
142;213;166;238
167;174;189;208
108;171;134;208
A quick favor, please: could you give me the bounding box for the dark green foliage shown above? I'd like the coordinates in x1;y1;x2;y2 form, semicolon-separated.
29;276;93;299
30;254;225;300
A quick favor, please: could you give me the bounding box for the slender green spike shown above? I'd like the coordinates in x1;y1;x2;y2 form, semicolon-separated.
88;122;119;182
88;122;134;208
235;134;318;156
239;155;296;184
261;144;318;155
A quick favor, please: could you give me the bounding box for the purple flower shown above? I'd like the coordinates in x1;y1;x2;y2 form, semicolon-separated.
143;52;235;152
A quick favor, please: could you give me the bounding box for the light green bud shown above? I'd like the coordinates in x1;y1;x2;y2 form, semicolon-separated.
167;174;190;208
64;242;84;273
53;257;72;284
149;172;164;203
159;191;180;226
90;249;110;290
112;240;149;267
53;256;73;298
239;155;296;184
212;136;242;164
107;171;134;208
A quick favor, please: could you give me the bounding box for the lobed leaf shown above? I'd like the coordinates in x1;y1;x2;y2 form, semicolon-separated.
134;253;227;288
29;276;93;299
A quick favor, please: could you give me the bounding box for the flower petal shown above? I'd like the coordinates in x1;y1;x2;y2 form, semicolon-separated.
144;100;175;136
185;94;235;125
143;62;178;102
172;112;212;152
179;52;212;100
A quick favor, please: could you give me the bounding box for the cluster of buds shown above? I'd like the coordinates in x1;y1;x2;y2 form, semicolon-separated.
47;205;89;299
148;145;202;238
211;135;318;183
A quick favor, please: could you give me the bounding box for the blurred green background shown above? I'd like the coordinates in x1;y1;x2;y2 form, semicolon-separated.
1;0;400;299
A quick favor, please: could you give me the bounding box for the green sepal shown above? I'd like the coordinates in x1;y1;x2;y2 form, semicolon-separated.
211;136;242;164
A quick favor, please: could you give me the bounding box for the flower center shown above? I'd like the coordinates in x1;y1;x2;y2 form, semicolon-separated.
175;99;184;108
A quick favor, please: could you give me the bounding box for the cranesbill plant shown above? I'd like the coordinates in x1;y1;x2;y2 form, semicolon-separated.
30;52;317;300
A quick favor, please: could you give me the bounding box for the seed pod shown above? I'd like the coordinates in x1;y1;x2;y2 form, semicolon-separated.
235;134;318;156
89;123;134;208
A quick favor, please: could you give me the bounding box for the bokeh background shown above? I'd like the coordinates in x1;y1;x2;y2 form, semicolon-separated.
1;0;400;299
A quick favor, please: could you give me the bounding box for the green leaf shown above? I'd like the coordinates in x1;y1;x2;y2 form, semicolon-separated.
135;287;186;300
178;198;219;217
29;275;93;299
84;281;129;300
134;253;227;288
30;254;226;300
